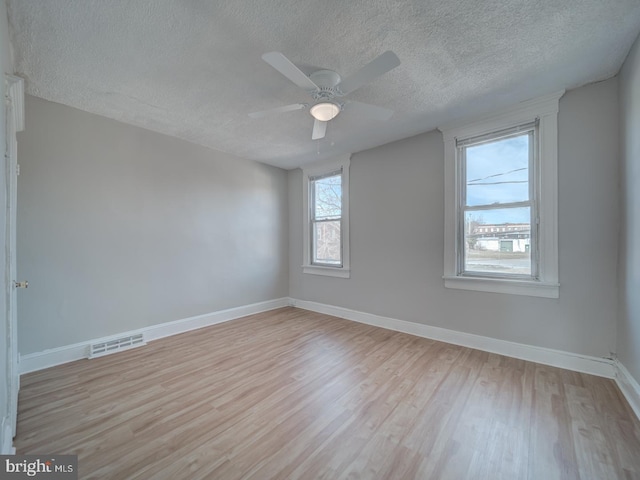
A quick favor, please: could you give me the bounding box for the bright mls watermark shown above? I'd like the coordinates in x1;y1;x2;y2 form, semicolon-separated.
0;456;77;479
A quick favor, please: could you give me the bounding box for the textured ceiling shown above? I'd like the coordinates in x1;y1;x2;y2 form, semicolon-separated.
7;0;640;169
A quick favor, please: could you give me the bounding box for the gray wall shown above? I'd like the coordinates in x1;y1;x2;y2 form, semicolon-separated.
290;78;620;359
618;32;640;383
17;95;289;355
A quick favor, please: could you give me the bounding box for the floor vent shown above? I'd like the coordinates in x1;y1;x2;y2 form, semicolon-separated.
89;333;146;359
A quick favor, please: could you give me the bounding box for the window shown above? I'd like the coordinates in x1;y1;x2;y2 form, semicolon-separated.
310;171;342;266
459;123;536;278
302;156;350;278
441;92;562;298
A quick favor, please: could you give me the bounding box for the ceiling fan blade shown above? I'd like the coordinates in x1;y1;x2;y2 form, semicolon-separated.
248;103;306;119
262;52;320;92
337;51;400;95
344;101;394;121
312;119;327;140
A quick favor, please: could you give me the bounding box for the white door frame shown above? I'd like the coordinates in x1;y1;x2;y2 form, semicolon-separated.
3;74;24;454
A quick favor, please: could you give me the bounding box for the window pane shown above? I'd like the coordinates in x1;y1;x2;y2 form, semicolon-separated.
313;220;341;265
314;174;342;220
464;208;531;275
465;134;529;207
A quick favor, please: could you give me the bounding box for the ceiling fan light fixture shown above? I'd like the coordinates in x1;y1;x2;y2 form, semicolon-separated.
310;102;340;121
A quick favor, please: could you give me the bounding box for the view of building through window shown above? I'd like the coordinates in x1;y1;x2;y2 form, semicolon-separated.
462;130;533;276
465;213;531;275
311;172;342;266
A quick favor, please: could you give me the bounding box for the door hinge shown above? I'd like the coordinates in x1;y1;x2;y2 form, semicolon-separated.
16;164;19;176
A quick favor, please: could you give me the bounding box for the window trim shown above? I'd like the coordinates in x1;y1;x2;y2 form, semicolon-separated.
302;155;351;278
440;92;563;298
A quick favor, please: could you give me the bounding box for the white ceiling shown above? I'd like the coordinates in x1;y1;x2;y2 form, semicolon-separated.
7;1;640;170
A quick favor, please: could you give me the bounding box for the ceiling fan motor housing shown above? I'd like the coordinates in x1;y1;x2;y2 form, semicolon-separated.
309;69;342;100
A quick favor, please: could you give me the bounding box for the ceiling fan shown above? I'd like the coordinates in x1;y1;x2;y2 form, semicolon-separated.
249;51;401;140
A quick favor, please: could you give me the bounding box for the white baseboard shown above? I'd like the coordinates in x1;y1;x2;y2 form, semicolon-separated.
614;360;640;421
19;297;290;374
1;418;15;454
290;298;616;379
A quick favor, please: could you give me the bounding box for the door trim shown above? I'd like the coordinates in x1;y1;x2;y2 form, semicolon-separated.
3;74;24;454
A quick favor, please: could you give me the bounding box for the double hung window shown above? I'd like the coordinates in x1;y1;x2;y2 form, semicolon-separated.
442;93;562;297
309;170;343;266
302;156;350;278
458;123;537;278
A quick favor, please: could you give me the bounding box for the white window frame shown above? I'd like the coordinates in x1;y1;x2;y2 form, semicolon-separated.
302;155;350;278
457;122;538;279
440;92;563;298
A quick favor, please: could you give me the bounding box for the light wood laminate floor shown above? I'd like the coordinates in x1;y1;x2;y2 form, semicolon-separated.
15;307;640;479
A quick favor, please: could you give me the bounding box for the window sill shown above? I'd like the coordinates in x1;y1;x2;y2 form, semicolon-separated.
303;265;350;278
443;275;559;298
